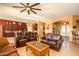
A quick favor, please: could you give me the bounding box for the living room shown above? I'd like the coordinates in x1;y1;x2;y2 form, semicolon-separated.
0;3;79;56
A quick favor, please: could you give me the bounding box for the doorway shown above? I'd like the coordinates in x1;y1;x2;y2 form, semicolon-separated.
60;23;69;37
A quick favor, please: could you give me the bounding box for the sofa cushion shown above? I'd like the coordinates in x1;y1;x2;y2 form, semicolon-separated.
53;36;60;40
51;34;61;40
42;39;49;43
45;34;52;40
48;41;56;45
0;37;9;49
0;52;9;56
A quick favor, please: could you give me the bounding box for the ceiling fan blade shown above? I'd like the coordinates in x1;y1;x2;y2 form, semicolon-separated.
20;3;27;7
27;3;29;7
30;9;37;14
12;6;24;8
30;3;40;7
31;8;41;11
27;10;30;15
20;8;26;12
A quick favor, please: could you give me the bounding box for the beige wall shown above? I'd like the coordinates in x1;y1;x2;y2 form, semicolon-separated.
26;15;79;42
68;15;79;41
45;16;74;41
27;23;33;32
0;25;2;36
37;22;44;41
73;16;79;31
45;20;53;34
26;21;45;41
73;15;79;25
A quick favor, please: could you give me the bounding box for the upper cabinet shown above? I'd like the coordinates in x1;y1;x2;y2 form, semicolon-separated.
0;19;27;37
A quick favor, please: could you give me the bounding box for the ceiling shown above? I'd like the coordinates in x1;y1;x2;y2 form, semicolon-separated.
0;3;79;22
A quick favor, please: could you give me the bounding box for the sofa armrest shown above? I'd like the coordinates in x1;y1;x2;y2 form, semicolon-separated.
0;49;17;56
0;52;9;56
0;44;17;56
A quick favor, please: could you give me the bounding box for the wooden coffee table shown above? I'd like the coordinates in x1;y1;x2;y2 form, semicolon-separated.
26;41;50;56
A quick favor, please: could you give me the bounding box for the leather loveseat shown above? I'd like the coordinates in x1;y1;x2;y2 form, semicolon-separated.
41;33;63;51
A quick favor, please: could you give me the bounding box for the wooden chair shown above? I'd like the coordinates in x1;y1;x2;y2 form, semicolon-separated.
72;31;79;43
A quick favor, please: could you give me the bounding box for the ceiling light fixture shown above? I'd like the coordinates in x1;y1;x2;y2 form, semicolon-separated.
26;7;30;10
12;3;41;15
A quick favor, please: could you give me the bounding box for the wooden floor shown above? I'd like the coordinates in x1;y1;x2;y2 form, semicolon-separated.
7;37;79;56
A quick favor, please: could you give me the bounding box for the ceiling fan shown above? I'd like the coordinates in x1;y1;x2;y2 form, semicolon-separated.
12;3;41;15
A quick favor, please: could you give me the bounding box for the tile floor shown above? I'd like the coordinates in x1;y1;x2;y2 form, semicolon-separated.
7;37;79;56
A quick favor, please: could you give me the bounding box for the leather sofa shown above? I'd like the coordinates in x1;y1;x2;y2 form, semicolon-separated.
41;33;63;51
0;37;19;56
26;32;37;42
14;31;27;48
14;31;37;48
